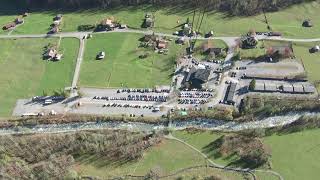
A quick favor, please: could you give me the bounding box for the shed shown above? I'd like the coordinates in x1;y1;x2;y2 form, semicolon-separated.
302;20;313;27
293;84;304;93
157;40;168;49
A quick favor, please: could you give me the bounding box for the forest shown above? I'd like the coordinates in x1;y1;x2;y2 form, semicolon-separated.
0;130;161;179
8;0;315;16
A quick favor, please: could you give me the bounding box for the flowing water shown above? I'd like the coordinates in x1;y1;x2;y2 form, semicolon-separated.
0;112;319;135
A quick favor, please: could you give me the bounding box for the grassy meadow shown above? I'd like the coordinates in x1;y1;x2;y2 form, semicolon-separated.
172;130;320;180
74;138;244;179
80;32;181;88
1;1;320;38
0;38;79;116
292;41;320;91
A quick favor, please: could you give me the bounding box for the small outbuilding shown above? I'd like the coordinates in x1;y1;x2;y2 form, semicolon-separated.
96;51;105;60
302;19;313;27
309;45;319;53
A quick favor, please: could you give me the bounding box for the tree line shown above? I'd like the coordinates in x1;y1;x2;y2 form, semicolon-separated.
0;130;162;179
8;0;315;16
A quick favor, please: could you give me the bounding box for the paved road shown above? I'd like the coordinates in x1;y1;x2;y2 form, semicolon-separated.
71;38;85;89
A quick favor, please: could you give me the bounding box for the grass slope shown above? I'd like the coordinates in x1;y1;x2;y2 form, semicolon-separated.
264;129;320;180
173;130;320;180
0;38;78;116
293;41;320;91
74;139;243;179
1;2;320;38
80;33;179;88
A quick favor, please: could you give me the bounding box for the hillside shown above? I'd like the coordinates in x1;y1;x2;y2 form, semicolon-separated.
3;0;316;16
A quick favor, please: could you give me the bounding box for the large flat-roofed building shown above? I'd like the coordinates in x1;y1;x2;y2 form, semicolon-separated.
254;82;265;91
226;83;237;104
282;84;294;93
293;84;304;93
264;83;278;92
303;85;316;94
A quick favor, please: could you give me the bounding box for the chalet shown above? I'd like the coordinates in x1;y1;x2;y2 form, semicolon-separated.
176;37;186;45
202;41;223;57
101;18;114;28
266;45;293;59
302;19;313;27
45;48;57;59
184;67;211;89
54;14;63;21
241;36;258;49
23;12;29;17
143;14;154;28
15;17;24;24
309;45;319;53
157;40;168;49
2;22;16;30
50;26;59;34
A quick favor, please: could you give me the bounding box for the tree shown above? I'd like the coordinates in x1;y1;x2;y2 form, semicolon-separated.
249;78;256;91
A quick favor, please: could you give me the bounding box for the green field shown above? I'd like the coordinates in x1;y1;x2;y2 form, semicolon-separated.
264;129;320;180
80;33;181;88
74;139;243;179
293;42;320;90
1;1;320;38
0;38;79;116
172;130;320;180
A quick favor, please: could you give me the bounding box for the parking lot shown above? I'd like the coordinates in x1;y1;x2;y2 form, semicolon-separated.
234;59;305;79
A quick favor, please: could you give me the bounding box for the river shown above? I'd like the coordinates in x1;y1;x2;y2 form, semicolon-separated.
0;112;319;135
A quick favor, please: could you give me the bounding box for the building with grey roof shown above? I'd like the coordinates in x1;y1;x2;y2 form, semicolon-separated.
293;84;304;93
254;82;265;91
226;83;237;104
303;85;316;94
282;84;294;93
264;83;278;92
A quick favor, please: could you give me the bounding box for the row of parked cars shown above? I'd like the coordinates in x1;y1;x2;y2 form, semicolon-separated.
117;88;170;94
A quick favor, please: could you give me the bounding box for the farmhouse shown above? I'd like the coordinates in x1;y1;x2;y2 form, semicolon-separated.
157;40;168;49
266;45;293;59
184;67;211;89
50;26;59;34
101;18;115;30
54;14;63;21
44;48;63;61
202;41;223;57
15;17;24;24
